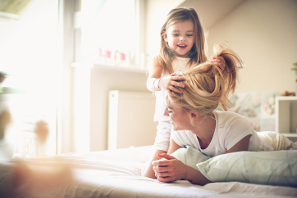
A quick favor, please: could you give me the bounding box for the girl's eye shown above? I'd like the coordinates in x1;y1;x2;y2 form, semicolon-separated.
173;34;179;37
187;34;193;37
167;109;173;113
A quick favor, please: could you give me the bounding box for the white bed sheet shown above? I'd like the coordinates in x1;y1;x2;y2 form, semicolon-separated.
21;146;297;198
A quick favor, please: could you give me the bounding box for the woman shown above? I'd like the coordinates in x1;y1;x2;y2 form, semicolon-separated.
151;43;297;185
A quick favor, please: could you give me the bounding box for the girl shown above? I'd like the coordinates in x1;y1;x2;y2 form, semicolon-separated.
151;44;297;185
142;7;225;178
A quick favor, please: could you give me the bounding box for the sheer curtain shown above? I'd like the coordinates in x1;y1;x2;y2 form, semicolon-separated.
0;0;59;157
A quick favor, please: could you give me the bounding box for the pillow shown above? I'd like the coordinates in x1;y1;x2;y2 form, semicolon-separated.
197;150;297;187
172;146;297;187
170;146;210;170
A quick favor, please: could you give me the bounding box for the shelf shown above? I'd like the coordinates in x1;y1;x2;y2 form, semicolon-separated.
279;133;297;137
71;62;148;74
275;96;297;101
93;64;147;74
0;86;26;94
275;96;297;134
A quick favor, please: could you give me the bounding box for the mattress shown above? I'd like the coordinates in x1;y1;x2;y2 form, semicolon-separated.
1;146;297;198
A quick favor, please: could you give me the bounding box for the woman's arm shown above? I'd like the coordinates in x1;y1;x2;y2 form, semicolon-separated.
153;138;211;185
142;136;180;178
141;149;166;179
152;153;212;185
226;135;251;153
167;136;181;154
152;135;251;184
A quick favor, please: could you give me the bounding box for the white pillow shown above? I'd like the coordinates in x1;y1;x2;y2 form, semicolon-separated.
170;146;210;170
172;146;297;187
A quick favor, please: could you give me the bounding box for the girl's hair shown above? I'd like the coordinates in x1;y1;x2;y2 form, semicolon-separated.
168;43;244;116
158;7;207;75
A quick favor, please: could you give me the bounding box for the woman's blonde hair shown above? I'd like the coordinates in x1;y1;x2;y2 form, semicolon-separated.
168;43;243;116
158;8;207;75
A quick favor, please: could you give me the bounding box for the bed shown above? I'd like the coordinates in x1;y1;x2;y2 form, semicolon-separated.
1;145;297;198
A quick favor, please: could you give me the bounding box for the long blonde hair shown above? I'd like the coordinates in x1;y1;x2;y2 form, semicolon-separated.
158;8;207;75
168;43;243;116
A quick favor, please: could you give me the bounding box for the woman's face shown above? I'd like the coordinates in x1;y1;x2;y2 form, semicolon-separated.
164;96;191;131
163;20;195;58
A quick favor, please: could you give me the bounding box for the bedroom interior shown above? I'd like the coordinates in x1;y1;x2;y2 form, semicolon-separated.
0;0;297;197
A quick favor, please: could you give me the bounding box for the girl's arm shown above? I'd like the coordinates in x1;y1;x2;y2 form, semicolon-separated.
146;57;164;92
146;57;186;94
212;56;226;71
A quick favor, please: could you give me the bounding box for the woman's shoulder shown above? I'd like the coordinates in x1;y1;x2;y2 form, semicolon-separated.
214;110;251;127
214;110;243;119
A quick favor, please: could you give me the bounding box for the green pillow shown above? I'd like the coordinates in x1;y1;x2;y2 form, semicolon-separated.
172;146;297;187
170;146;210;170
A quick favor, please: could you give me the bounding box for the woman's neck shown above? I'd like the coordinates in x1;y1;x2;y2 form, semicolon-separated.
190;113;216;143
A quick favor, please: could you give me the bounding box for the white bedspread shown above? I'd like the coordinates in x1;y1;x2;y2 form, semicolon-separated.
5;146;297;198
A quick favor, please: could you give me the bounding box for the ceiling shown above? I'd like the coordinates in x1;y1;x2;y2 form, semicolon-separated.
178;0;246;29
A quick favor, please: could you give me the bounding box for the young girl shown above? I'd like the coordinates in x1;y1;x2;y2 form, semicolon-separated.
151;44;297;185
142;7;225;178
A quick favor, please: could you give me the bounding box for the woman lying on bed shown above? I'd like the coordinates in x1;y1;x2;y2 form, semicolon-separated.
150;44;297;185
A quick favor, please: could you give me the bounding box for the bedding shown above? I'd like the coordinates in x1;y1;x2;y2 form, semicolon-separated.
172;146;297;187
1;146;297;198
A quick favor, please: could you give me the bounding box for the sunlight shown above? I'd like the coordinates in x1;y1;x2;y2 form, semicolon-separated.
0;0;58;157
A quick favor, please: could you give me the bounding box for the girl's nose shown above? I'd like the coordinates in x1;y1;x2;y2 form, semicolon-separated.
180;36;185;41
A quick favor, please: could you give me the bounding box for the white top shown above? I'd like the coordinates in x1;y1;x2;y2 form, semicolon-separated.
154;57;190;121
170;111;288;157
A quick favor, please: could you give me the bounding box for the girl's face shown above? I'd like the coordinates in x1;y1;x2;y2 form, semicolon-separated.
163;20;195;58
164;96;191;131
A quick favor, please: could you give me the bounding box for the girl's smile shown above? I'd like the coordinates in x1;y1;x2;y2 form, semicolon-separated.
163;20;195;58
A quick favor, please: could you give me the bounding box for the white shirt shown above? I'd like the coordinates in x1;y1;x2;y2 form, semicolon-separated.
154;57;190;121
171;111;280;157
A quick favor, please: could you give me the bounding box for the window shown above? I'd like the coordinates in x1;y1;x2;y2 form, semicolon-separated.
0;0;59;157
80;0;142;67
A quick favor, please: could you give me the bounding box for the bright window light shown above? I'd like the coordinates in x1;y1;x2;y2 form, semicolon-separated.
81;0;136;61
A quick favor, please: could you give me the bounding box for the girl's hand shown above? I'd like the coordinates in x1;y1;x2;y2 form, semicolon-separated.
159;71;186;96
152;153;188;183
212;56;225;71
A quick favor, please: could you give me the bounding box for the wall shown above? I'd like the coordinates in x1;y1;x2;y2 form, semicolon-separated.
206;0;297;93
89;67;149;151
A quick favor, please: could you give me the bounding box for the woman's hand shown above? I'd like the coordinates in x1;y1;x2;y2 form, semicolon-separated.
159;71;186;96
152;153;188;183
212;56;226;71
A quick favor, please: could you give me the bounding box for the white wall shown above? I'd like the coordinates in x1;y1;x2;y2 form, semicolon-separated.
206;0;297;93
89;67;149;151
